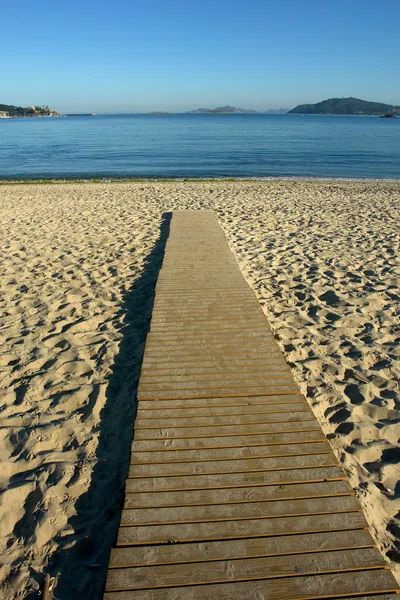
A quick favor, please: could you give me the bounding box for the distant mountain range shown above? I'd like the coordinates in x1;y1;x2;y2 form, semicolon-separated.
288;97;400;115
185;98;399;116
186;106;288;114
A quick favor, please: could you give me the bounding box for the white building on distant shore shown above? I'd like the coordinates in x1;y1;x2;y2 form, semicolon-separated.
0;111;9;118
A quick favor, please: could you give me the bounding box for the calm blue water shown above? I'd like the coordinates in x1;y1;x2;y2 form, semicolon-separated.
0;114;399;179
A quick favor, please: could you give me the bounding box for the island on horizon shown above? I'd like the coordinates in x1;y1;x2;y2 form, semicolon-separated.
289;97;400;116
186;105;288;114
177;98;400;116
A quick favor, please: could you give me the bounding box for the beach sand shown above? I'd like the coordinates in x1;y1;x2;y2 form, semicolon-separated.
0;180;399;598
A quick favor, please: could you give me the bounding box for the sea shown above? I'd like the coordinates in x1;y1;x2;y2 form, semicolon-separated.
0;113;399;180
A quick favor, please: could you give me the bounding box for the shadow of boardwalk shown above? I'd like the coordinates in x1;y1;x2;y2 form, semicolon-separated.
50;212;171;600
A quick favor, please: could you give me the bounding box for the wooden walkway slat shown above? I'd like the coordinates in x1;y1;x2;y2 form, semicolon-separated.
123;481;354;509
108;529;375;567
116;511;369;546
130;442;332;463
130;430;328;450
123;466;346;493
135;403;309;417
107;548;385;591
128;453;337;476
137;394;305;408
104;211;398;598
119;496;360;526
104;572;398;599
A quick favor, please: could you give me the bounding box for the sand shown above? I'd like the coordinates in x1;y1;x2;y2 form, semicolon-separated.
0;180;399;598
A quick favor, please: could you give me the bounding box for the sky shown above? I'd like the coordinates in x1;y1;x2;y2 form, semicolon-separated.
2;0;400;113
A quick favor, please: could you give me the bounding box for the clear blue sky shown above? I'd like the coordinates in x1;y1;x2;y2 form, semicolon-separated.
2;0;399;113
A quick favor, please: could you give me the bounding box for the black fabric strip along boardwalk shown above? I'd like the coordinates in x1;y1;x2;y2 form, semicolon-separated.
104;211;399;599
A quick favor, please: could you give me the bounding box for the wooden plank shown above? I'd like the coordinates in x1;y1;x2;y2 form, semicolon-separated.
142;351;282;360
137;378;297;393
142;347;280;359
134;413;314;429
106;548;385;592
104;571;398;599
144;337;276;346
153;290;256;296
123;480;353;509
134;410;313;422
125;466;345;492
341;596;400;599
140;365;291;377
143;354;284;364
149;322;266;329
148;325;272;333
138;380;299;395
152;301;258;309
133;421;319;439
141;358;287;369
130;442;332;464
149;322;270;331
152;293;256;300
150;313;267;322
116;512;368;546
151;311;267;318
155;286;251;292
141;352;286;364
128;453;337;477
146;330;270;340
131;430;327;451
149;324;268;332
155;278;249;282
137;386;300;400
156;272;243;276
148;332;276;341
154;287;251;291
150;318;266;326
153;292;256;299
150;311;265;318
136;403;309;418
156;277;245;281
147;326;273;336
120;496;359;526
137;394;305;409
147;327;273;336
139;368;293;382
156;273;243;278
109;529;375;568
135;408;311;421
143;339;276;350
152;300;259;308
144;333;275;342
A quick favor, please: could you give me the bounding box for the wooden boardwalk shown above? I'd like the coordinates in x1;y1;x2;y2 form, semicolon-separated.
104;211;398;599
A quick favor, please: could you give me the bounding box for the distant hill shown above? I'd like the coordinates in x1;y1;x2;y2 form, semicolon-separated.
186;106;290;114
187;106;258;114
288;97;400;115
264;108;289;114
0;103;60;117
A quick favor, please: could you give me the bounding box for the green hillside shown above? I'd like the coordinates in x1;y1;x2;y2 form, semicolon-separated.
0;103;59;117
288;97;400;115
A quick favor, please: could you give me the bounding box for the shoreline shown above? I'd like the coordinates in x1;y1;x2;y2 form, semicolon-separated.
1;179;399;598
1;175;400;184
